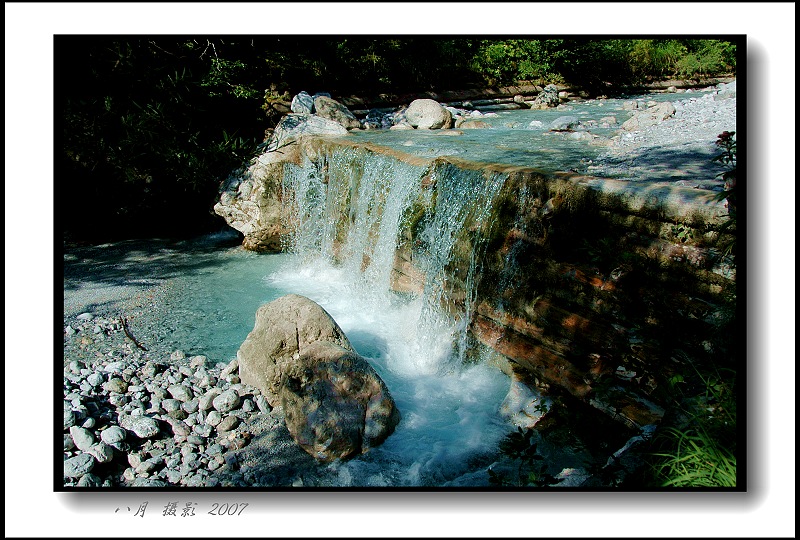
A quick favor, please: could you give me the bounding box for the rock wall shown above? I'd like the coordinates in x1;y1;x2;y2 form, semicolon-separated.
215;137;736;431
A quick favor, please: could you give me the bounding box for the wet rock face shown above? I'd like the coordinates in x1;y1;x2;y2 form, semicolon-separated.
237;294;400;462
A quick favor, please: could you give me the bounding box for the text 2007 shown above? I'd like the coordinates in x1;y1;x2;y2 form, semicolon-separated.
207;502;249;516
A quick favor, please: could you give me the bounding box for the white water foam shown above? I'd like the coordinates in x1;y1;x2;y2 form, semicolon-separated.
265;254;511;486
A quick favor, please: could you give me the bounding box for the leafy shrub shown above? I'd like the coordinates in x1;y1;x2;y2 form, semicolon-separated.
675;40;737;79
488;426;563;487
471;40;558;86
629;39;688;79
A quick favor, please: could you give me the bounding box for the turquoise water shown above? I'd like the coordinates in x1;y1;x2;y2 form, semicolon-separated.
348;91;703;173
161;245;512;486
348;93;690;170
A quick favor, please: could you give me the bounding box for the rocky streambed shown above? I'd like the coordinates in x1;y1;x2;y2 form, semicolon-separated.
63;309;321;488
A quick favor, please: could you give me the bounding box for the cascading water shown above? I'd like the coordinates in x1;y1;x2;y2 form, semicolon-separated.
271;146;516;485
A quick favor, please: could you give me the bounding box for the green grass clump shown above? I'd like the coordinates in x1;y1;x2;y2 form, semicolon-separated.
643;359;738;488
650;425;737;487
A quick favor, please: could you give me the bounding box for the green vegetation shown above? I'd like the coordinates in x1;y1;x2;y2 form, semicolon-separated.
57;36;738;241
470;38;737;91
636;356;738;487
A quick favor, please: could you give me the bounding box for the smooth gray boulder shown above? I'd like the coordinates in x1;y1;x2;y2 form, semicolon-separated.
406;99;453;129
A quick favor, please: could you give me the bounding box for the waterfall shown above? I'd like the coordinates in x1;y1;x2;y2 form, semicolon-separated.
281;148;507;376
270;145;515;485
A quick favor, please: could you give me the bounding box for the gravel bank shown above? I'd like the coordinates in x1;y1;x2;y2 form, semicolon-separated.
588;80;737;186
62;308;325;488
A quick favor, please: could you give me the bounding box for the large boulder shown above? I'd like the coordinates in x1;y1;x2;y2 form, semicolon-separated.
237;294;400;461
405;99;454;129
213;153;289;253
214;114;348;252
280;340;401;461
238;294;354;400
313;95;362;130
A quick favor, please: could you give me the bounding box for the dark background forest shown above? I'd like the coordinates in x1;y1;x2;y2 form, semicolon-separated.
56;36;737;243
